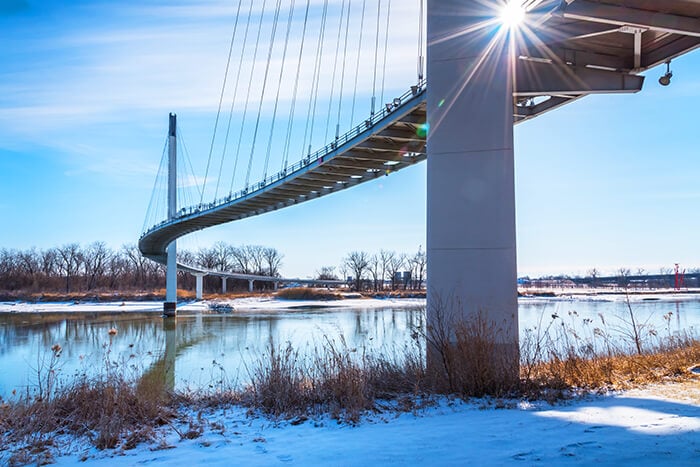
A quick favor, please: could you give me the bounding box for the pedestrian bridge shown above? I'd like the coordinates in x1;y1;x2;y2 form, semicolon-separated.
139;0;700;306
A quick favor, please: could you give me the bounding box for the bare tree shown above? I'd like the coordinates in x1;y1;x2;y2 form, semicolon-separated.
84;241;111;290
17;248;40;289
387;252;405;291
56;243;82;292
247;245;266;276
106;252;127;289
368;254;382;292
344;251;369;291
410;246;427;290
196;247;218;270
124;244;150;288
211;241;233;271
40;249;57;279
316;266;338;281
617;267;631;288
379;250;393;291
586;268;599;288
231;246;251;274
262;247;283;277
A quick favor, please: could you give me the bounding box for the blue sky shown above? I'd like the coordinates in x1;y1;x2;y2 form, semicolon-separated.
1;0;699;279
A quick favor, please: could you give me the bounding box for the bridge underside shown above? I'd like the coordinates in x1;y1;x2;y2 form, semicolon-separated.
514;0;700;121
425;0;700;386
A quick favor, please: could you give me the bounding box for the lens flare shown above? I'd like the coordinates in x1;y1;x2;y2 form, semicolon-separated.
500;1;525;28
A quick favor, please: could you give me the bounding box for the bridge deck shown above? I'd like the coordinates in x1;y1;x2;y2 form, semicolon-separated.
140;84;428;271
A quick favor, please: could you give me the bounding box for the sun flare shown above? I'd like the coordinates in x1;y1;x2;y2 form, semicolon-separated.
500;0;526;28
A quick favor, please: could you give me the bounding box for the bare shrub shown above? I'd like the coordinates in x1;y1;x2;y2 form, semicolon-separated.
241;336;425;423
275;287;343;301
0;338;175;464
520;307;700;393
425;296;519;397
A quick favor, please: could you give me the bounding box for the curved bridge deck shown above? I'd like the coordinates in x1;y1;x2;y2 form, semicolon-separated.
140;83;428;269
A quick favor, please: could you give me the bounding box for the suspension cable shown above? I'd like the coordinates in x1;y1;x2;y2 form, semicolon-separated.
143;136;169;232
281;0;311;172
371;0;382;115
178;126;203;202
301;0;329;157
418;0;424;81
263;0;296;180
324;0;346;144
350;0;367;126
199;0;244;205
217;0;254;199
230;0;269;194
379;0;391;108
245;0;283;189
335;0;353;139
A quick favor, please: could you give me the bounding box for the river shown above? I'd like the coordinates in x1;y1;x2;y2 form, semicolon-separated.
1;295;698;399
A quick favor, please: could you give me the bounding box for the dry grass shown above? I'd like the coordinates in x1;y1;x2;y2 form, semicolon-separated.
275;287;344;301
426;313;520;397
522;336;700;392
0;342;175;466
238;336;426;423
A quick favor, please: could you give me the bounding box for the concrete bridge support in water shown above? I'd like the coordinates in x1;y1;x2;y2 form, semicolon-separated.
195;273;205;300
426;1;519;383
222;277;227;294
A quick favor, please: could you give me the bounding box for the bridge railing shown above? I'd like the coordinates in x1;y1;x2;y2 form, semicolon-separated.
142;80;426;238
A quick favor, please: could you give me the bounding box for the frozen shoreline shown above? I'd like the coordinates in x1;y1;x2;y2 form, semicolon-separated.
2;292;700;314
10;381;697;466
0;296;426;314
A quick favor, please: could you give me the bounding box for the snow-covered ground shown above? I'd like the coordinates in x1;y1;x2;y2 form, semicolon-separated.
40;381;700;466
221;296;425;312
0;296;425;314
1;292;697;315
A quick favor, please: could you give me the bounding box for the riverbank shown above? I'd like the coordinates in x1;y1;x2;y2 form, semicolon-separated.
4;291;700;315
0;295;426;314
1;286;698;305
3;380;698;466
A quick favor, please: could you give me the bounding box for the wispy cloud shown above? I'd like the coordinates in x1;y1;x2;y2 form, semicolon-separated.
0;0;421;185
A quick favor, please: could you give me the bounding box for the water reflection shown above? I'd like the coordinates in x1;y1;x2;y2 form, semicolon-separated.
0;298;698;399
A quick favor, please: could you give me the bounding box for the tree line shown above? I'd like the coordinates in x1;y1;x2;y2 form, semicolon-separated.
0;240;427;296
316;247;427;292
0;242;283;295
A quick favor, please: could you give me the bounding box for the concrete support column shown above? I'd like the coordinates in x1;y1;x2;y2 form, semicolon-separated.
222;277;227;294
195;273;205;300
248;279;254;293
273;282;278;291
426;1;518;381
164;113;178;317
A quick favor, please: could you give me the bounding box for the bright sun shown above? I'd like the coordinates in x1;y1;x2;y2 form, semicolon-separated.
500;0;526;28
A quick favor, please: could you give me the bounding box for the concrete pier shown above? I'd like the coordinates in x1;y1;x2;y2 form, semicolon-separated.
195;273;205;300
426;1;519;382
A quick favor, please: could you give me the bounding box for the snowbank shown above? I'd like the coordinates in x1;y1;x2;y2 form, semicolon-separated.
0;297;425;314
45;382;700;466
